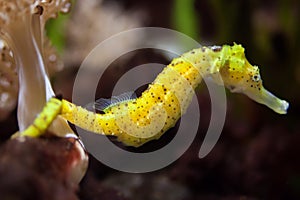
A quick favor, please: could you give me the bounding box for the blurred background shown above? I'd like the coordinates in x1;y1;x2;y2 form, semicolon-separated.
1;0;299;199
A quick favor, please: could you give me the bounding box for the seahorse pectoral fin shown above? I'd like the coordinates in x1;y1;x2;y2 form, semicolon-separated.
244;87;289;114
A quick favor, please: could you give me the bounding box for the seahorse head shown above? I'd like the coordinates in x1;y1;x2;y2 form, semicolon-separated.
216;43;289;114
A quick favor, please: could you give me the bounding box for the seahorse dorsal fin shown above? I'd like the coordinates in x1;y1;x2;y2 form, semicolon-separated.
94;91;137;112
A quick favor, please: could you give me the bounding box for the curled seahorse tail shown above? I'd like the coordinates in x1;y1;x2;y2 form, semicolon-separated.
19;97;62;138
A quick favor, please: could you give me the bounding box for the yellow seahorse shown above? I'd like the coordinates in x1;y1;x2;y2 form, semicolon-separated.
19;43;289;147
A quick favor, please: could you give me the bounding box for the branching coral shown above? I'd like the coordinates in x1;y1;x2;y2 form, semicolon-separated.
0;37;63;121
0;40;18;120
0;0;88;184
0;0;70;128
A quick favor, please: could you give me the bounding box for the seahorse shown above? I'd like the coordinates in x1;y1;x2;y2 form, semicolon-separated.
16;98;62;138
19;43;289;147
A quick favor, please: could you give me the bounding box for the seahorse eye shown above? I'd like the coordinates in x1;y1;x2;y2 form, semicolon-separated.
252;74;261;82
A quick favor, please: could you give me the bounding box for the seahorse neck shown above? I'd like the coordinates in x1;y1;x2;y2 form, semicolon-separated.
181;46;223;78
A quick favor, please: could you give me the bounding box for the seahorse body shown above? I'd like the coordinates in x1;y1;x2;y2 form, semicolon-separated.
61;56;200;147
59;43;289;147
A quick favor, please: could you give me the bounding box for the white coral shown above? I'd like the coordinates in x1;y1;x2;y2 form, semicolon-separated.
0;0;71;122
